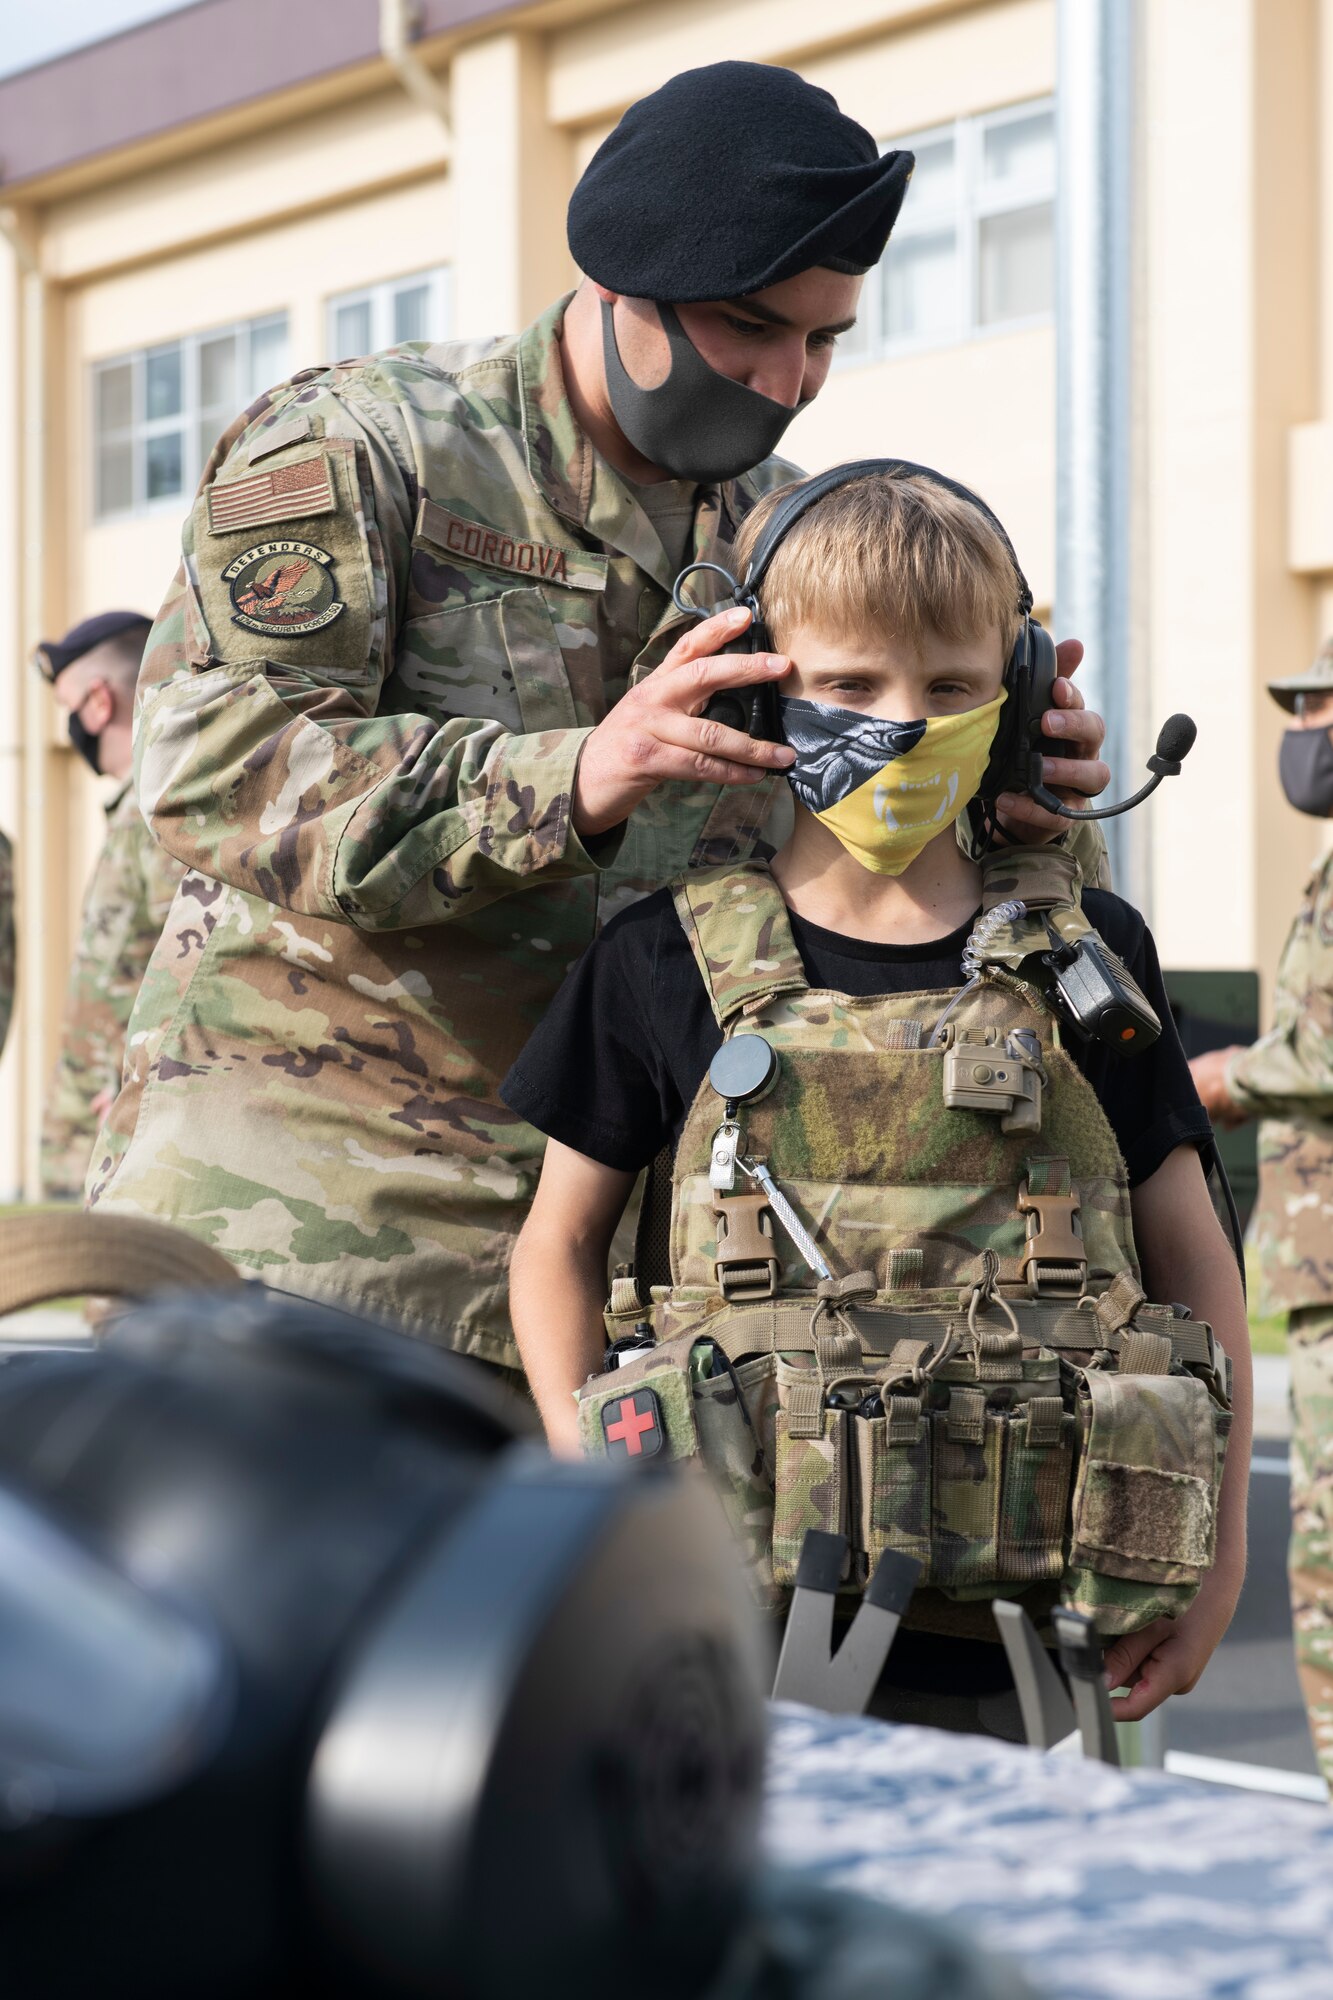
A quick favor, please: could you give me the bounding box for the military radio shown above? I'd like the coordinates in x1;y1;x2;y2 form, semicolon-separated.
1041;927;1162;1054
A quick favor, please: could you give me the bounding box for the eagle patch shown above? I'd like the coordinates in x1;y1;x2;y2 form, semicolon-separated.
223;541;345;637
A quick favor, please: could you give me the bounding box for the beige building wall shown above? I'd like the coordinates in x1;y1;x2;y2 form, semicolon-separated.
0;81;455;1198
1;0;1329;1198
1145;0;1325;988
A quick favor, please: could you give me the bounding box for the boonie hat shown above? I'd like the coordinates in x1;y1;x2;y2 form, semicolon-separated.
1267;637;1333;712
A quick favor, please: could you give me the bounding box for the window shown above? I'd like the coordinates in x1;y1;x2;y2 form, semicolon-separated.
326;267;451;360
841;99;1055;363
93;312;289;521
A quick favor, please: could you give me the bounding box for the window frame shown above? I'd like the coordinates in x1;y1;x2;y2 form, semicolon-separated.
876;116;963;358
970;98;1058;336
837;95;1056;369
91;310;290;525
325;265;452;360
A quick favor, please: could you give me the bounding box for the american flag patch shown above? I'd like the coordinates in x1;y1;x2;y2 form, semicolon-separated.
206;454;336;535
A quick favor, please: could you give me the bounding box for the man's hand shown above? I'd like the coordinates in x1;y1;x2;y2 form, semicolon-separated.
1189;1046;1249;1129
572;605;794;839
90;1087;116;1121
1102;1557;1244;1722
992;638;1113;843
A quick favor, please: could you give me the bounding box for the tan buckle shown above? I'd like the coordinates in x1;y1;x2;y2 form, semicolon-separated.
1017;1185;1087;1296
712;1192;779;1301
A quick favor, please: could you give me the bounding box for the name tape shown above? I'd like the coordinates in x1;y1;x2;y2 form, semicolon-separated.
416;501;607;592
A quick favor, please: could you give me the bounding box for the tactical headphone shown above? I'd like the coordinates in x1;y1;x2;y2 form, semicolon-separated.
674;457;1195;841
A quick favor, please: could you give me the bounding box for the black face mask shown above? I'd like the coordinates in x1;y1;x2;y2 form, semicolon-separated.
1279;726;1333;818
68;713;103;775
600;298;806;484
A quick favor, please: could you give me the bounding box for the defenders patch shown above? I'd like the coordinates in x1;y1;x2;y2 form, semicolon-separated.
223;541;345;636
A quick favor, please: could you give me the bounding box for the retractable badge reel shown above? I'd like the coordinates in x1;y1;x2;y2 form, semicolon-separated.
707;1035;779;1191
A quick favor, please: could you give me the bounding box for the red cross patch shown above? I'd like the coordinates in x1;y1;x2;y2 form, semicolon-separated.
601;1388;665;1461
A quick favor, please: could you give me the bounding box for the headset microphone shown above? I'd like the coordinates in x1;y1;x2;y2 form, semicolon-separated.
1027;712;1197;823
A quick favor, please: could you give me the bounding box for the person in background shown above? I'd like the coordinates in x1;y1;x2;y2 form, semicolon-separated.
1190;640;1333;1785
34;613;185;1200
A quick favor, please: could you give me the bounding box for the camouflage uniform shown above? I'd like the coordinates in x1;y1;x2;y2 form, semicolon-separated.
1226;846;1333;1783
0;827;14;1060
88;300;797;1366
41;782;185;1201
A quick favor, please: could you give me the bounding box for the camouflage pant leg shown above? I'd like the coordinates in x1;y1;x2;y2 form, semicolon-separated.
1287;1303;1333;1789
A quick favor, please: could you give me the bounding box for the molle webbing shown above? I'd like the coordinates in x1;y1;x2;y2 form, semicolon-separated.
1026;1157;1072;1196
654;1296;1219;1374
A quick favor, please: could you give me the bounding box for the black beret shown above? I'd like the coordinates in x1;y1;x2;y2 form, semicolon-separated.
36;609;152;681
568;61;914;303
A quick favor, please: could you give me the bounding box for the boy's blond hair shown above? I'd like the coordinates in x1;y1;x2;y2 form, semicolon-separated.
733;469;1022;658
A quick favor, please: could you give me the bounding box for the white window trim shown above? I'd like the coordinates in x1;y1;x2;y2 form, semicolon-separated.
92;312;289;525
836;95;1055;370
970;97;1058;338
326;265;452;359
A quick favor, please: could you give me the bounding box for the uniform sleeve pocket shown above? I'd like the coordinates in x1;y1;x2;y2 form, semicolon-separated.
395;586;578;734
192;438;380;687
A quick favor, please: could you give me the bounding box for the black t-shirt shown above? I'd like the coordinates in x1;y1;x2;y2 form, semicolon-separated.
502;884;1210;1189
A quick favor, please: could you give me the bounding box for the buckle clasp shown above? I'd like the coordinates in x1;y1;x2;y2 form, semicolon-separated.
1018;1185;1087;1296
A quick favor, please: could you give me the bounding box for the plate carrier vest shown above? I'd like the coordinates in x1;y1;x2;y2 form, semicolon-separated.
577;848;1232;1639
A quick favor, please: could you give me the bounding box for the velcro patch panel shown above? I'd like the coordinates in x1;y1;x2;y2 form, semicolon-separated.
207;450;336;535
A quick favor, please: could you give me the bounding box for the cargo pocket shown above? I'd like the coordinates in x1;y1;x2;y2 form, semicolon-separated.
576;1357;698;1464
855;1395;932;1577
930;1387;1007;1591
1063;1369;1228;1635
994;1395;1075;1585
693;1348;779;1599
771;1358;847;1588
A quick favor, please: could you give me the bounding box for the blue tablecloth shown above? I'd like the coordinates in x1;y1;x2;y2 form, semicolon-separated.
764;1705;1333;1999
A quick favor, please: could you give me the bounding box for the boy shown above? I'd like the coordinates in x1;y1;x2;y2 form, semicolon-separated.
503;467;1251;1728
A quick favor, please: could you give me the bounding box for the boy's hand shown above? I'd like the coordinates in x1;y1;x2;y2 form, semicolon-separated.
572;605;795;839
992;638;1113;842
1101;1558;1244;1721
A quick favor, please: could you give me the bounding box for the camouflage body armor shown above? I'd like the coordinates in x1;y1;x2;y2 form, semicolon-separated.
578;849;1232;1639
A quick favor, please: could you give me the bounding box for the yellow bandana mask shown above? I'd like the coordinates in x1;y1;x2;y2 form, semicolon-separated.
780;691;1007;877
